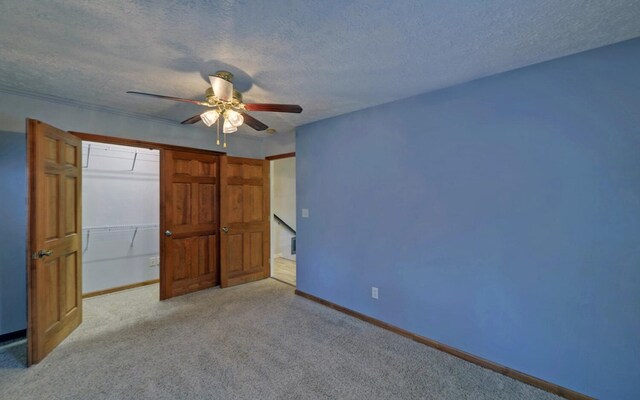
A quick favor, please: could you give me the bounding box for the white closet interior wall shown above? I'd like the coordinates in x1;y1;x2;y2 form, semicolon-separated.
82;141;160;293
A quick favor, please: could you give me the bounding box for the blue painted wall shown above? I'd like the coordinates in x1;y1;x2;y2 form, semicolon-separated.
296;38;640;400
0;132;27;335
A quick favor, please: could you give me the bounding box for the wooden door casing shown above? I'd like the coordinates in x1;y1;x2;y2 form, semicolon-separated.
160;150;219;299
27;119;82;365
220;156;270;287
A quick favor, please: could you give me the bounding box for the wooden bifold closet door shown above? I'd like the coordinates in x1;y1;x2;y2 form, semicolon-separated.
160;150;220;300
219;156;270;287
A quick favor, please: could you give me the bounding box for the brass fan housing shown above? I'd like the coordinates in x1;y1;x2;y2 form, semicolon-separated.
205;86;243;107
213;70;234;83
204;87;216;102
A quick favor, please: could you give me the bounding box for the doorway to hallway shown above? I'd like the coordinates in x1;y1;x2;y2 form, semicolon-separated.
268;153;296;286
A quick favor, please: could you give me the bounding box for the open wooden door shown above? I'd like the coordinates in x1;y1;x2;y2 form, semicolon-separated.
160;150;219;299
220;156;270;287
27;119;82;365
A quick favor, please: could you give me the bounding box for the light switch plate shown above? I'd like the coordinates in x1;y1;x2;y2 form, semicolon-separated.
302;208;309;218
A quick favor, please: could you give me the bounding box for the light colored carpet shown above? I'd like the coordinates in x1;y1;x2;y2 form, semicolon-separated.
272;257;296;286
0;280;559;400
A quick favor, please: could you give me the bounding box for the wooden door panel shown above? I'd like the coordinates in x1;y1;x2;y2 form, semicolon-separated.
40;258;60;331
220;156;270;287
244;185;263;223
44;137;58;160
44;175;59;240
28;119;82;365
174;158;191;175
243;164;262;178
64;142;77;165
246;231;263;269
189;184;201;228
198;184;216;224
172;183;191;226
64;177;78;234
169;236;216;278
226;185;243;223
226;233;244;274
161;150;219;299
226;162;243;179
169;238;189;281
196;160;217;176
166;235;217;297
63;253;79;314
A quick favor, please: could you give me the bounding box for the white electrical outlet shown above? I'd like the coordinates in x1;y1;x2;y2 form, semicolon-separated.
148;257;156;267
371;287;378;299
302;208;309;218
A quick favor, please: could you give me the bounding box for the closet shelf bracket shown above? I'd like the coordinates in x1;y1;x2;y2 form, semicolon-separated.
83;144;91;168
130;227;139;246
131;151;138;171
83;230;90;254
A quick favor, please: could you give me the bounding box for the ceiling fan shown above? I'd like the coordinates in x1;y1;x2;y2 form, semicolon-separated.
127;71;302;147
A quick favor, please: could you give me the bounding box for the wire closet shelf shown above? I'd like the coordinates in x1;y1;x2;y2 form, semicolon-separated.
82;224;159;253
82;143;159;171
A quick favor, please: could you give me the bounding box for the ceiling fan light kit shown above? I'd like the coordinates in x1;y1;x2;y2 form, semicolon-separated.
127;70;303;148
223;119;238;134
200;110;220;127
224;109;244;127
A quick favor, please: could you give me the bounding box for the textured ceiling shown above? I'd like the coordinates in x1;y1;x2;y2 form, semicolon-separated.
0;0;639;137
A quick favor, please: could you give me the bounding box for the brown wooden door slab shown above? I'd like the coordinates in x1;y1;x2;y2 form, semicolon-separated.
160;150;219;299
220;156;270;287
27;119;82;365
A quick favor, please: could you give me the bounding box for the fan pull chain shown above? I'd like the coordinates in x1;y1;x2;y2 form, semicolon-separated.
216;118;221;146
224;130;228;148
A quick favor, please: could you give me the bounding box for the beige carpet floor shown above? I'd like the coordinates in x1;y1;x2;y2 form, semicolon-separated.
0;279;559;400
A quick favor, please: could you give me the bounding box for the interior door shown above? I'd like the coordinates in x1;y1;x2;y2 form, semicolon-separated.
220;156;270;287
160;150;219;299
27;119;82;365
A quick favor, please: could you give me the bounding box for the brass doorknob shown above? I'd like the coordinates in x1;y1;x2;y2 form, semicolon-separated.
38;249;53;258
221;227;229;233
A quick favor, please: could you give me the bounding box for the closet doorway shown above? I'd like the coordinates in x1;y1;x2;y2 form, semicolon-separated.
81;140;160;298
27;120;270;364
267;152;296;286
72;131;225;302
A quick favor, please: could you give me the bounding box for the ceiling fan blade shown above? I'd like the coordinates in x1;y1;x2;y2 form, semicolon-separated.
243;103;303;113
180;114;202;124
126;91;210;106
241;113;268;131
